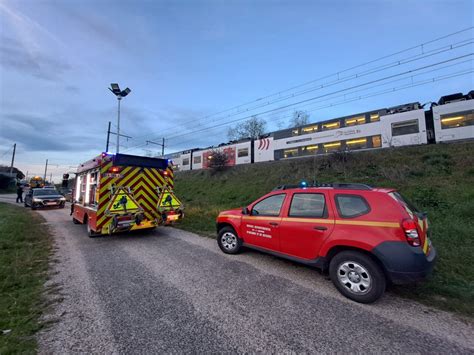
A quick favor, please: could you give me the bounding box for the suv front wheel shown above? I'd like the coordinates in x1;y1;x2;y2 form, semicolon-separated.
217;227;243;254
329;250;386;303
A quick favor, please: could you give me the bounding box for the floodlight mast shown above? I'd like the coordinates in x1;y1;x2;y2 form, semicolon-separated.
108;83;131;154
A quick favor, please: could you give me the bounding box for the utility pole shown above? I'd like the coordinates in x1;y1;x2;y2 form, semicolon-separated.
146;139;165;157
50;173;52;185
9;143;16;175
43;159;48;182
106;121;111;152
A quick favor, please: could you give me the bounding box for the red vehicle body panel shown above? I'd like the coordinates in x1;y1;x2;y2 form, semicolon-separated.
217;187;431;260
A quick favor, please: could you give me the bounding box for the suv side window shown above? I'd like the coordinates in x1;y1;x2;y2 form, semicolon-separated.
289;193;326;218
335;194;370;218
251;194;286;217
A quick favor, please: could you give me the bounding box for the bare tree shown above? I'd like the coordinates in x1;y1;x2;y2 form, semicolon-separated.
288;110;309;128
207;149;229;171
227;116;267;140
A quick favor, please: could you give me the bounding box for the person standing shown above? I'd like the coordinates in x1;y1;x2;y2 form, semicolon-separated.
16;183;23;203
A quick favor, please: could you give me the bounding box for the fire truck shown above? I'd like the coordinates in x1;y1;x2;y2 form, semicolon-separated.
71;152;183;237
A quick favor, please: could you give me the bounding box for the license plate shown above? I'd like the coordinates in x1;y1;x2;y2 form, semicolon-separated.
167;214;179;221
46;202;57;205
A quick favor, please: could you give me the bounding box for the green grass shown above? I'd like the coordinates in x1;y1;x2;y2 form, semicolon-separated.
174;142;474;317
0;203;53;354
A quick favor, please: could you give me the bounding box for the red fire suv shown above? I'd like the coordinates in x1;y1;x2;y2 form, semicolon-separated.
216;183;436;303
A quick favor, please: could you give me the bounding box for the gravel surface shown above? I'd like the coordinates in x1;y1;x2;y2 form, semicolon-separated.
1;194;473;353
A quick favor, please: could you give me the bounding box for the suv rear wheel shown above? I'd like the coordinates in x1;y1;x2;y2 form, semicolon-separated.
217;226;242;254
329;250;386;303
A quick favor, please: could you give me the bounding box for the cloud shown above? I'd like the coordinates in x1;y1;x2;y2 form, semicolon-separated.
0;35;71;81
0;112;104;152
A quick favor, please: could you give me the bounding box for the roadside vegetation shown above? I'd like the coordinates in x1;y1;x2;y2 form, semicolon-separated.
0;203;53;353
174;142;474;317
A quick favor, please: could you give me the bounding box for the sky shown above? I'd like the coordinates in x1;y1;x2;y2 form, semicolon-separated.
0;0;473;182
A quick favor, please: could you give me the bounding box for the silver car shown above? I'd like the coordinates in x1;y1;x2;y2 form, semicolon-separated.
24;188;66;210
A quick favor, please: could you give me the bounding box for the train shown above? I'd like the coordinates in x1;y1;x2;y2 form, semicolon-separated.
166;91;474;171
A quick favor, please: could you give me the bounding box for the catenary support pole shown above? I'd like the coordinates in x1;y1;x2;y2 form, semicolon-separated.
9;143;16;175
106;121;111;152
44;159;48;182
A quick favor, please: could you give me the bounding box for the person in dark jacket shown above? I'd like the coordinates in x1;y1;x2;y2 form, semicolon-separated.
16;183;23;203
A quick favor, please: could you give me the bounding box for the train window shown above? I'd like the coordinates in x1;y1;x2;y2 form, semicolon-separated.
283;149;298;158
238;148;249;157
440;110;474;129
322;121;340;131
292;128;299;136
372;135;382;148
323;141;341;152
182;158;190;166
345;116;365;126
300;145;318;156
370;113;380;122
345;138;367;150
193;156;201;164
391;119;419;136
301;125;318;134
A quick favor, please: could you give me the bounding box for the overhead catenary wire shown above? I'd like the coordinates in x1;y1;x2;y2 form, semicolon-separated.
125;27;473;145
156;54;473;143
163;68;473;151
125;42;474;151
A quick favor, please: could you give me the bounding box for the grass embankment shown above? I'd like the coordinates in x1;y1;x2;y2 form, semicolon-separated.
174;142;474;316
0;203;53;353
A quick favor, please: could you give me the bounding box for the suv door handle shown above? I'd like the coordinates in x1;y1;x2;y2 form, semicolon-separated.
269;222;279;226
314;226;327;231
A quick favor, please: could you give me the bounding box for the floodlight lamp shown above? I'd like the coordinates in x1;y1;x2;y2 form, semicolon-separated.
121;87;131;97
110;83;121;94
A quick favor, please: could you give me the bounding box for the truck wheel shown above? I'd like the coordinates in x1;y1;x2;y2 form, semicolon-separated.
217;226;243;254
87;222;100;238
329;251;386;304
72;217;80;224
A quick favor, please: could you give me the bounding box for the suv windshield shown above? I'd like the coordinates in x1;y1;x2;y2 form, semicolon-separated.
33;189;59;196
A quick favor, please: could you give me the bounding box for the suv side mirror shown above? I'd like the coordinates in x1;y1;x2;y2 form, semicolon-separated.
242;207;249;215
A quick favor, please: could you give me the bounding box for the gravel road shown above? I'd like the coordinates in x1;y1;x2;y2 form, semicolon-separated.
1;194;473;353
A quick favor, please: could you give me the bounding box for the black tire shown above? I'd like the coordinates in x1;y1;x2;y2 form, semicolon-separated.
87;222;100;238
24;202;28;207
329;250;386;304
217;226;243;254
31;204;37;210
72;217;80;224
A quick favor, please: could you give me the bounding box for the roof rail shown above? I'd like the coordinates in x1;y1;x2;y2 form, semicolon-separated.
273;183;372;191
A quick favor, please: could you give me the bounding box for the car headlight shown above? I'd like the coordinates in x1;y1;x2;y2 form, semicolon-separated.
60;197;66;201
32;198;42;202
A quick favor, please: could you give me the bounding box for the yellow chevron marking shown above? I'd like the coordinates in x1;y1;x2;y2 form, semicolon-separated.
137;174;157;191
146;168;166;187
101;161;113;174
135;186;158;205
135;192;157;212
143;168;161;186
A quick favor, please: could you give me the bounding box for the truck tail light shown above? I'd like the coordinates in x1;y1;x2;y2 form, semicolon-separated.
110;166;120;173
402;219;420;247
